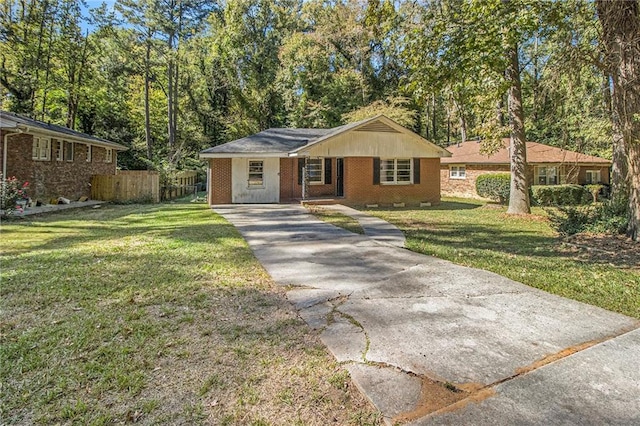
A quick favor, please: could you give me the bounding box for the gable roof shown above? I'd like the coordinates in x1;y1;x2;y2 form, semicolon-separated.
200;115;451;158
1;110;127;151
200;128;333;155
441;139;610;165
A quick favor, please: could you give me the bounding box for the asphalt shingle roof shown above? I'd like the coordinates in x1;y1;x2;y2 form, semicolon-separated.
441;139;611;165
1;110;127;150
200;128;334;154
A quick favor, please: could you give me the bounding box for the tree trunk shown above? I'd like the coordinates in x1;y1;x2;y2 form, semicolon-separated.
596;0;640;240
167;35;176;158
505;42;530;214
431;93;437;141
145;36;152;162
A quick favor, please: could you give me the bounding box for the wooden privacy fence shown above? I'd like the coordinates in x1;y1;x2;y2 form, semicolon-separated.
161;170;199;201
91;170;160;203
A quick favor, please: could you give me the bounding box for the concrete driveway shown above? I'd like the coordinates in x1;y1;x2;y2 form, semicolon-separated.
214;204;640;425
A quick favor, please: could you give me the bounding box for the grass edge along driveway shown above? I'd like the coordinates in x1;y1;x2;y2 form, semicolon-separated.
365;198;639;320
0;202;380;425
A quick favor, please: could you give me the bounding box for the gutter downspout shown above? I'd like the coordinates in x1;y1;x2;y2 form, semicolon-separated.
2;129;26;181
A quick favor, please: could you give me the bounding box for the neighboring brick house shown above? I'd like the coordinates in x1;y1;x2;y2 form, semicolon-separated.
200;115;452;206
1;111;127;201
441;139;612;198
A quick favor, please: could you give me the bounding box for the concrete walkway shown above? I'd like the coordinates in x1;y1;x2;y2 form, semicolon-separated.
214;204;640;425
320;204;406;247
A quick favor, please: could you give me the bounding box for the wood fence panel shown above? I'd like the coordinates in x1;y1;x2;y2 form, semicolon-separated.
91;171;160;203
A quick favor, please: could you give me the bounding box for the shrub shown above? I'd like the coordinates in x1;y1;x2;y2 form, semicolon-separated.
531;184;590;206
1;177;29;215
476;173;510;203
547;197;629;236
585;184;605;203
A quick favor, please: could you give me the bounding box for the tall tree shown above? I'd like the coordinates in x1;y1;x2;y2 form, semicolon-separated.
0;0;56;114
116;0;158;160
596;0;640;240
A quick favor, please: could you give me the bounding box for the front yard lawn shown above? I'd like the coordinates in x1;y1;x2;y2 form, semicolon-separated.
0;202;379;425
366;198;640;319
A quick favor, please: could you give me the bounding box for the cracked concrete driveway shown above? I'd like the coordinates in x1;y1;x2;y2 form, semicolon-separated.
214;204;640;425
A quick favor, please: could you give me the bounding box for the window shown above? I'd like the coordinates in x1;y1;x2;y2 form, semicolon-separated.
105;148;113;163
449;165;466;179
585;170;601;184
248;160;264;187
86;145;92;162
54;140;63;161
31;137;51;160
381;158;412;184
536;166;558;185
64;141;74;161
306;158;324;184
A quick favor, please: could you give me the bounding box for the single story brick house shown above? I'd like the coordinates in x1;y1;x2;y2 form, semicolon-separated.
200;115;451;206
1;111;127;201
441;139;612;198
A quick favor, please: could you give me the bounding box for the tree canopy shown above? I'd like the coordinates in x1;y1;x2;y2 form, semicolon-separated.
1;0;638;235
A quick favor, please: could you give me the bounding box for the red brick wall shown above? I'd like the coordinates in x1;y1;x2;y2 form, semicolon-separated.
1;131;117;201
208;156;441;206
440;163;611;198
440;164;510;198
280;158;296;202
343;157;440;206
209;158;232;204
280;157;337;201
577;166;610;185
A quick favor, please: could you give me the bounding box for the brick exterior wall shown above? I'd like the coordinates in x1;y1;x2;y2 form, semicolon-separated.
441;163;612;198
208;158;232;204
440;164;510;198
1;131;117;201
280;157;337;202
343;157;440;206
280;158;296;202
209;156;442;205
577;166;610;185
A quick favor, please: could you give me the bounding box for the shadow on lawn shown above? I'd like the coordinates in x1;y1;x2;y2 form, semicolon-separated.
408;223;560;259
1;203;238;254
370;200;483;212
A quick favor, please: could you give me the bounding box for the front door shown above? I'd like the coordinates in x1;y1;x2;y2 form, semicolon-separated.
336;157;344;197
231;158;280;203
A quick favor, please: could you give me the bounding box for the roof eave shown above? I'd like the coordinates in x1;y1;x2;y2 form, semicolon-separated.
199;152;288;159
8;124;127;151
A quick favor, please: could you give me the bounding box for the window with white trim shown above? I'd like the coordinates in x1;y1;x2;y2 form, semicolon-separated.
248;160;264;187
306;158;324;184
32;137;51;160
381;158;412;184
585;170;601;184
449;165;466;179
86;145;92;162
535;166;558;185
105;148;113;163
54;140;63;161
64;141;74;161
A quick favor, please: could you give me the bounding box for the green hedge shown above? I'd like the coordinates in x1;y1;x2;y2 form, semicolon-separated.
531;184;591;206
476;173;510;203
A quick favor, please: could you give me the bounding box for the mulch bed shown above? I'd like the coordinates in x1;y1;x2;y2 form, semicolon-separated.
559;233;640;270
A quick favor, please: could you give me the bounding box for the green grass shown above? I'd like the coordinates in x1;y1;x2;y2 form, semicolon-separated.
365;198;639;319
307;206;365;235
0;202;380;425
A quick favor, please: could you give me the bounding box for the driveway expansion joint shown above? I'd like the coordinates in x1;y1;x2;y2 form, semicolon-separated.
215;204;640;425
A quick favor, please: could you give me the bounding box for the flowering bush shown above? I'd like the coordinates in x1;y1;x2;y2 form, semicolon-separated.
1;177;29;215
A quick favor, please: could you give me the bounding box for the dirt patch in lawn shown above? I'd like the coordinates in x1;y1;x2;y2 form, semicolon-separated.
559;233;640;270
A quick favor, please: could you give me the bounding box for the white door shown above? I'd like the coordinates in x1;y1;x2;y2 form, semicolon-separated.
231;157;280;203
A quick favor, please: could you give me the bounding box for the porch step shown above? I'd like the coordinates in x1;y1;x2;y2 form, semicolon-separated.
299;198;341;206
